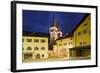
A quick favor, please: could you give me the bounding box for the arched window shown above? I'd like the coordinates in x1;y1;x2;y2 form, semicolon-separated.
41;39;45;43
26;39;32;42
26;47;32;50
41;47;45;50
34;39;39;43
36;54;40;59
34;47;39;50
24;53;32;60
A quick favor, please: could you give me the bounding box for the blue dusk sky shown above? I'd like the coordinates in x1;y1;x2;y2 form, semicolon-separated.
23;10;86;35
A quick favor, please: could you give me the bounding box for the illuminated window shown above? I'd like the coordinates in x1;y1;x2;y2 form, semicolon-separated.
41;39;45;43
41;47;45;50
26;47;32;50
64;43;67;45
78;32;81;36
83;29;87;34
27;39;32;42
34;39;39;43
80;42;82;46
34;47;39;50
24;53;32;60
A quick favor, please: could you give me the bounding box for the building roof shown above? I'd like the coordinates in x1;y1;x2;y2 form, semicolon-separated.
71;14;90;33
23;32;50;37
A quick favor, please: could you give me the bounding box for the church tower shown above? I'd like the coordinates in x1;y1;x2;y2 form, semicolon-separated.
49;16;63;50
49;16;58;50
49;16;58;41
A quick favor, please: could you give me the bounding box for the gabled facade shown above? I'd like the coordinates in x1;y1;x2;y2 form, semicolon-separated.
73;14;91;47
69;14;91;59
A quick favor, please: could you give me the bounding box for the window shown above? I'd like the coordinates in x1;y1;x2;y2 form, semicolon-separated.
70;37;72;40
60;40;62;42
59;44;62;46
64;43;67;45
34;47;39;50
51;29;53;32
36;54;40;59
58;33;60;37
80;42;82;46
27;39;32;42
83;29;87;34
26;47;32;50
24;53;32;60
84;23;87;26
41;47;45;50
69;42;72;45
83;42;86;46
78;32;81;36
41;39;45;43
70;42;72;44
42;54;44;57
22;38;24;42
34;39;39;43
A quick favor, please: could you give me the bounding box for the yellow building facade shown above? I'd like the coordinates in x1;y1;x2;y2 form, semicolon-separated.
73;14;91;47
69;14;91;59
22;32;49;62
53;34;74;59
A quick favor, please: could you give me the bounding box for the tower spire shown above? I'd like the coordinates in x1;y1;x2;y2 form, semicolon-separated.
52;15;56;26
57;20;63;38
57;20;60;31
